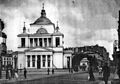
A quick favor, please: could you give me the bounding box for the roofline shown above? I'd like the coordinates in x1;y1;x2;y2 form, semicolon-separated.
30;22;55;26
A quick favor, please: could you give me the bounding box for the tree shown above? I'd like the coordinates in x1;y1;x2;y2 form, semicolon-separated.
0;19;5;31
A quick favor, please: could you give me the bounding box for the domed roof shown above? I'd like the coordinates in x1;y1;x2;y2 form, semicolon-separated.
32;16;53;25
30;4;53;25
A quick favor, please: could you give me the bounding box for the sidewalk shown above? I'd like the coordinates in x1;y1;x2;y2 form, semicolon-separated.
0;70;70;84
98;81;111;84
0;71;114;84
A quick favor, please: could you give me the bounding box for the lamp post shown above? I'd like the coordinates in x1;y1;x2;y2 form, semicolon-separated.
0;53;2;79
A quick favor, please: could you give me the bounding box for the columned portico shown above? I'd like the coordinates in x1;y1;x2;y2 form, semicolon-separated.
25;50;53;69
28;37;52;48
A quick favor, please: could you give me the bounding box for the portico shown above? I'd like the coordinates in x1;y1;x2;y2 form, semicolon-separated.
28;37;52;47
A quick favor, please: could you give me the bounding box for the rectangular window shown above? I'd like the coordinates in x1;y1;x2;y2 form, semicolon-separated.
47;55;50;61
30;38;33;47
37;55;40;61
34;38;38;47
27;55;30;67
56;37;60;47
48;61;50;67
42;55;46;67
21;38;25;47
48;38;51;47
32;55;35;67
39;38;42;47
47;55;50;67
44;38;47;47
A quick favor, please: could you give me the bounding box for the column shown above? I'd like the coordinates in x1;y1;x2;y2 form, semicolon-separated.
36;38;38;47
35;55;37;68
50;55;52;68
12;57;14;68
33;38;35;47
46;55;47;68
47;38;49;47
30;55;32;68
38;38;39;46
42;38;44;47
25;55;27;68
28;38;30;47
41;55;43;68
70;57;72;68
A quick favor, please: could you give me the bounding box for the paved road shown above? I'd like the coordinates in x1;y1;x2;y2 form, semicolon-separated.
0;70;113;84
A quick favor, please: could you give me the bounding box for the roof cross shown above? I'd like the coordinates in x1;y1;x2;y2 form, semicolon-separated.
42;3;44;10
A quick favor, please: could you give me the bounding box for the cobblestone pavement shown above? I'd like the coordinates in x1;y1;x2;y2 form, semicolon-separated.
0;70;114;84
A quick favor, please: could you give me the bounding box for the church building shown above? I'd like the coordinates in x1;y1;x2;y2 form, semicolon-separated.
17;4;72;69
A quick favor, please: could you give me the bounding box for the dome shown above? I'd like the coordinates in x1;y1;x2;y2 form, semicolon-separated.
30;5;53;25
31;16;53;25
36;28;48;34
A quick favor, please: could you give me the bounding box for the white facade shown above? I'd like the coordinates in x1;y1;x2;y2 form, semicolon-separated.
17;6;72;69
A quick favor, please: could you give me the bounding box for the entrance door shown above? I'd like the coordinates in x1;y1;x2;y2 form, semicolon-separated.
37;55;41;69
67;57;70;68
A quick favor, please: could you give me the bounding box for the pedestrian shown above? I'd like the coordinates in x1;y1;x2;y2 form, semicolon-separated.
69;67;70;73
47;68;50;75
52;68;54;74
102;63;110;84
24;67;27;79
99;67;102;76
69;68;73;73
15;68;19;80
11;68;14;78
8;69;11;80
88;66;95;81
6;67;9;79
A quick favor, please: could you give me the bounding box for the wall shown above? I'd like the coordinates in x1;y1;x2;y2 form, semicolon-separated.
18;53;25;69
53;53;63;68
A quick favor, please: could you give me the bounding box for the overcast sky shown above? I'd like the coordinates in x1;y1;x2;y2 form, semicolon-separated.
0;0;120;60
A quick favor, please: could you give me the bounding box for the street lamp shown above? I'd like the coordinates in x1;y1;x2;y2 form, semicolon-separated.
0;53;2;79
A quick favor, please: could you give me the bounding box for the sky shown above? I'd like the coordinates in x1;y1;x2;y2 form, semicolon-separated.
0;0;120;60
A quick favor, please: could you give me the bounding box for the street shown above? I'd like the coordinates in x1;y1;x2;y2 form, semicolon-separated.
0;70;113;84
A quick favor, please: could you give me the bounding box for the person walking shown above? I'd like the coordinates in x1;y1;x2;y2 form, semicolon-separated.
8;69;11;80
24;67;27;79
99;67;102;76
88;66;95;81
14;68;19;80
6;67;9;79
102;63;110;84
52;69;54;74
47;68;50;75
11;68;15;78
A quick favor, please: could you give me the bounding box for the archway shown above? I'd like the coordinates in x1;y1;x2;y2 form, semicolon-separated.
72;53;99;81
72;53;98;69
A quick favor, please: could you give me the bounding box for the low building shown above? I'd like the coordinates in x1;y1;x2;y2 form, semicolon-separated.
2;50;13;70
0;19;7;71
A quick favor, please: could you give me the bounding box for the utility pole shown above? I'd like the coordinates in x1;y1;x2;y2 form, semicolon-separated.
0;51;2;79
